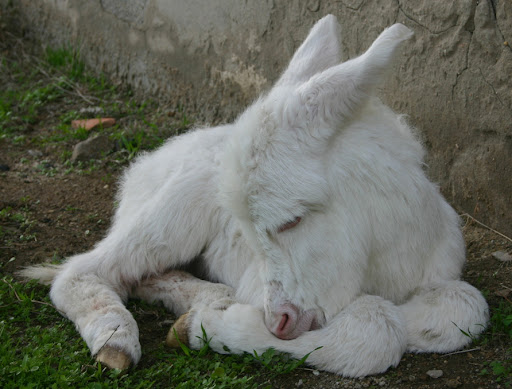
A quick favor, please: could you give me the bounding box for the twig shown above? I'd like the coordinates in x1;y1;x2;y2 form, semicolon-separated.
444;347;480;357
460;213;512;244
2;277;55;308
97;325;121;353
3;277;22;301
31;299;55;308
55;76;100;104
31;56;100;105
297;367;318;372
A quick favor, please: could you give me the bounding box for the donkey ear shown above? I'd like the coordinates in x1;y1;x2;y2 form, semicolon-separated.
298;23;413;126
277;14;342;87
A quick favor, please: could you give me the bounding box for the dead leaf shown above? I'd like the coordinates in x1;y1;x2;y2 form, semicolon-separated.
71;118;116;131
492;251;512;262
496;289;511;298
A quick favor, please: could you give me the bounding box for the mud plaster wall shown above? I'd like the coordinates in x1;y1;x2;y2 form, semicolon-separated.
3;0;511;236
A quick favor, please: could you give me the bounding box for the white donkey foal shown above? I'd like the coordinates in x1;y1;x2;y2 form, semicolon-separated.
23;15;489;377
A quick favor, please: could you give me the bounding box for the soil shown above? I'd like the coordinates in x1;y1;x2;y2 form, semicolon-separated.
1;19;511;389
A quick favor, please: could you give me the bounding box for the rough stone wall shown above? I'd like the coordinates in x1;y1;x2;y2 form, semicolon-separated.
2;0;511;236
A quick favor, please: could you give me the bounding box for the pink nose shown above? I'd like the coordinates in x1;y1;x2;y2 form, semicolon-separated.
273;304;299;339
267;303;318;340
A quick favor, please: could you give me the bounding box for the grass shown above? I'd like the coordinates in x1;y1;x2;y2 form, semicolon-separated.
0;205;37;243
479;302;512;387
0;39;191;172
0;277;311;388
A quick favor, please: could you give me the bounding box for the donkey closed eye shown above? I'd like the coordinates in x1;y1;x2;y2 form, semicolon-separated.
277;216;302;233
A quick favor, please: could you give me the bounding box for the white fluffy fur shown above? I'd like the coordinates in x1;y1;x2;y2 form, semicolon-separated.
21;15;488;377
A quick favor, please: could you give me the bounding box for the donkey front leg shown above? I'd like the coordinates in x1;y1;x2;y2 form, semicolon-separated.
399;280;489;353
132;270;236;347
173;295;407;377
50;253;140;369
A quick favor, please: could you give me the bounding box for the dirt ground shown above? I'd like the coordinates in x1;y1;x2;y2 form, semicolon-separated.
1;20;511;389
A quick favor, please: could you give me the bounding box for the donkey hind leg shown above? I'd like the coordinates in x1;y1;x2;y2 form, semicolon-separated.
175;295;407;377
50;256;139;369
399;280;489;353
132;270;236;347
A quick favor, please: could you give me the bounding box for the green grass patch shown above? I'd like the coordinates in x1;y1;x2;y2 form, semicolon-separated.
0;277;314;388
45;46;86;81
0;206;37;247
479;301;512;387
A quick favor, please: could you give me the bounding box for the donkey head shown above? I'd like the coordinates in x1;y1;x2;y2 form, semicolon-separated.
220;15;413;339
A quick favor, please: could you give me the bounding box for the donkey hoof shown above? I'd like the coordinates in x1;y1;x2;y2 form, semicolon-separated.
96;346;132;370
166;312;190;348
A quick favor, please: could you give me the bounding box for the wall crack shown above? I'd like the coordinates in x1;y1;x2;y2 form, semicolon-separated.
397;1;456;35
479;68;512;119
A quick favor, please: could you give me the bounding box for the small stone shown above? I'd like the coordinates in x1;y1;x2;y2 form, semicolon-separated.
71;134;112;162
79;106;104;115
426;369;443;379
28;149;43;157
446;378;462;388
37;160;54;170
312;369;320;376
296;379;303;387
493;251;512;262
408;375;416;382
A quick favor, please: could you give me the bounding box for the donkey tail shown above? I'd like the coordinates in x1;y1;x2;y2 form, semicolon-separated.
17;264;63;285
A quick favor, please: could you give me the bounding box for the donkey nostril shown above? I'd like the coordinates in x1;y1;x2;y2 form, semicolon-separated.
278;313;289;332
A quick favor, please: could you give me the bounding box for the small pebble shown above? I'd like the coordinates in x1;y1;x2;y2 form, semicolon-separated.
312;370;320;376
493;251;512;262
28;149;43;157
295;379;303;387
426;369;443;379
446;378;462;388
79;106;104;115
